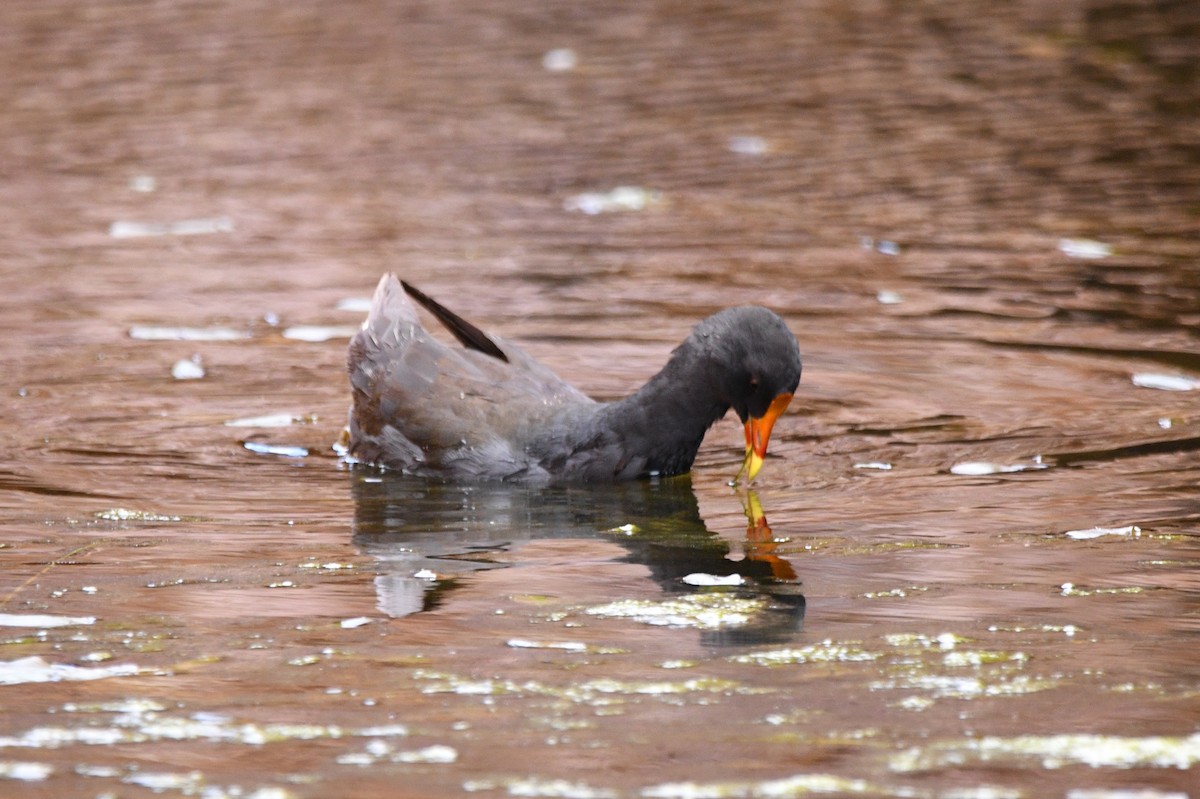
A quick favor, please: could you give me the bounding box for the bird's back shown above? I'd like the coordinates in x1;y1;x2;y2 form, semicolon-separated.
345;274;595;480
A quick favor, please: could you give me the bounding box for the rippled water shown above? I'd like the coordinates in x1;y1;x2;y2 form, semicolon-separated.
2;1;1198;797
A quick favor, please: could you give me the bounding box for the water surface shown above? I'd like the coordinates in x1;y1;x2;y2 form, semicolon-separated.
1;1;1198;797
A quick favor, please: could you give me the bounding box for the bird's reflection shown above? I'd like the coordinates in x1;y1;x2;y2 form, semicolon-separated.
350;473;804;646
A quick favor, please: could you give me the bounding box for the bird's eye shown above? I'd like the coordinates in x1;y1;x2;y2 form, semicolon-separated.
748;376;760;388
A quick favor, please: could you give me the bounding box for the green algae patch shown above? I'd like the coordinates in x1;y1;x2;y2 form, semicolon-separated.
731;640;880;667
583;594;764;629
411;668;751;705
869;630;1055;703
94;508;186;523
0;701;410;750
872;672;1061;700
890;731;1200;772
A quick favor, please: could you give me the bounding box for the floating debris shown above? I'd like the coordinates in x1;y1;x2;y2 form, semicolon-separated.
94;508;182;522
506;639;588;652
242;441;308;458
890;731;1200;772
339;617;372;629
0;656;139;686
1066;790;1187;799
884;632;969;650
124;771;205;793
336;297;373;313
0;614;95;628
542;47;578;72
1065;525;1141;540
1132;373;1200;391
564;186;661;215
853;461;893;471
0;761;52;781
862;587;927;599
644;774;878;798
950;459;1047;476
727;135;768;155
298;561;354;571
584;594;762;629
339;743;457;766
681;573;745;587
128;175;157;193
225;413;317;428
872;672;1058;700
109;216;234;239
464;777;615;798
281;325;360;342
731;640;879;667
129;325;248;342
1060;582;1144;597
860;236;900;255
1058;238;1112;259
171;356;205;380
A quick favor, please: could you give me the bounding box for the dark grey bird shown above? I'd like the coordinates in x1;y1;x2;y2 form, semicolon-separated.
343;274;801;483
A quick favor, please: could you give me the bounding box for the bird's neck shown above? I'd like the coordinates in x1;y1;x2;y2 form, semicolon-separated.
604;344;730;476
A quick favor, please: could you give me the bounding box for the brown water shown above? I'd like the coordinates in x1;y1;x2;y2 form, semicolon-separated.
2;1;1199;797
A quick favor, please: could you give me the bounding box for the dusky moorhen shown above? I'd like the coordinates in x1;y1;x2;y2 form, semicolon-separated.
344;274;801;483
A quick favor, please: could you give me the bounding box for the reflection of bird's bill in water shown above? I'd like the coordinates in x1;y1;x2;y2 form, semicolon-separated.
739;489;797;582
350;473;804;644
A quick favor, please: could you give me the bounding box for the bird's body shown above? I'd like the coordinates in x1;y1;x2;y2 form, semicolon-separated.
344;274;801;483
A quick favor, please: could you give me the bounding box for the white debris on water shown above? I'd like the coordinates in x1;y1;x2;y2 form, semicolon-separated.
1132;373;1200;391
0;656;139;686
681;573;745;587
171;356;205;380
242;441;309;458
1065;525;1141;540
130;325;248;342
506;639;588;652
584;594;761;629
339;742;457;766
465;776;615;798
336;297;373;313
643;773;877;798
0;761;53;781
281;325;359;342
1066;790;1188;799
853;461;893;470
542;48;578;72
225;413;317;428
727;135;768;155
731;640;879;666
128;175;157;193
109;216;233;238
94;508;182;522
1057;238;1112;259
564;186;661;215
890;731;1200;772
0;614;95;628
950;459;1047;476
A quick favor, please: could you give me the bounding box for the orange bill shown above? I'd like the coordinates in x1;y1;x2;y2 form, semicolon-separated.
737;392;793;482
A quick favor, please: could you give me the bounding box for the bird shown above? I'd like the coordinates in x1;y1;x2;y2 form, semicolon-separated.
342;274;802;483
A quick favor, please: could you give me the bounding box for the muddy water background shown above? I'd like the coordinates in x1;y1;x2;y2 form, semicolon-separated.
2;1;1199;796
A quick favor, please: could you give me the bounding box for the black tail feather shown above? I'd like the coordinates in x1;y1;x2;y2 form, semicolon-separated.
400;280;509;363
